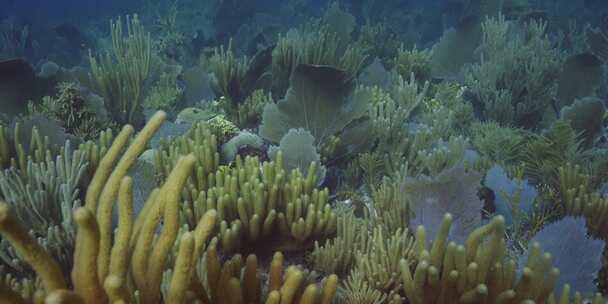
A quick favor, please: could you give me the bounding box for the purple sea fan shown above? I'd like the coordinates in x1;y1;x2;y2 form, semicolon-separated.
402;165;483;244
518;216;604;296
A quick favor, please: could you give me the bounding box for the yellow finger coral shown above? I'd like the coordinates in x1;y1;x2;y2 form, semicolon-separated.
0;111;338;304
399;214;606;304
156;122;337;254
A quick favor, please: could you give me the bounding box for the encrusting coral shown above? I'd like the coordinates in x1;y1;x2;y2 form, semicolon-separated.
0;111;339;303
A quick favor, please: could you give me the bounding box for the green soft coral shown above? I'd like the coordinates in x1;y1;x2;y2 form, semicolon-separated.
464;14;561;129
88;14;152;125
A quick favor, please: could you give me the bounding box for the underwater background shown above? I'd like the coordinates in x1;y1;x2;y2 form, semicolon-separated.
1;0;608;303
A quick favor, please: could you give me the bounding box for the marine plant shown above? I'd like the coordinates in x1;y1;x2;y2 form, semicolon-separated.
89;14;153;126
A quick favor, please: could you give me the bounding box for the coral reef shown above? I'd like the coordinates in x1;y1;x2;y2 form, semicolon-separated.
2;1;608;302
0;112;338;303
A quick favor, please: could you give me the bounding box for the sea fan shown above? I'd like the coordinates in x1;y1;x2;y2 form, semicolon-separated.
403;165;483;244
485;164;537;225
518;216;604;296
268;128;326;184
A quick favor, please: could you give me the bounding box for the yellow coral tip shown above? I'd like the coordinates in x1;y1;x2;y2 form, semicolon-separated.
73;207;93;223
151;111;168;121
0;202;9;223
121;124;135;134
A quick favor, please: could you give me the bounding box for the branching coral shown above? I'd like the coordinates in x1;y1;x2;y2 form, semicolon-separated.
156;122;337;253
558;163;608;238
522;120;584;186
29;82;110;139
416;136;469;177
143;71;184;114
0;142;88;279
236;89;273;129
371;73;429;158
420;83;474;137
464;14;561;129
400;214;606;303
0;122;52;171
89;14;152;125
470;122;527;167
354;226;416;297
271;28;367;97
309;210;366;277
337;269;387;304
393;46;432;84
192;241;338;304
356;22;400;65
0;110;339;304
0;113;110;173
368;176;411;234
207;40;249;109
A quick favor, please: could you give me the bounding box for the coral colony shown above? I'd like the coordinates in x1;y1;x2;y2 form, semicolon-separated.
1;0;608;303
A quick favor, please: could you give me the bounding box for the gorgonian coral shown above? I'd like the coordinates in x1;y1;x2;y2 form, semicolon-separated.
518;216;604;296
